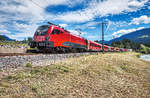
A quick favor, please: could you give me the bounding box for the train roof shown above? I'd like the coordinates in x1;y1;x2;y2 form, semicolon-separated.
88;40;102;46
49;24;87;40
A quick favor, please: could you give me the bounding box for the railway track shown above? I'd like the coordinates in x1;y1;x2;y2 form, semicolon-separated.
0;52;94;57
0;52;99;71
0;53;39;57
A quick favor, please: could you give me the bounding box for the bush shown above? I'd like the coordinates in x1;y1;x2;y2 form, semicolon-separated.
32;84;39;93
26;62;32;68
0;82;9;88
56;65;69;72
140;44;150;54
0;69;3;72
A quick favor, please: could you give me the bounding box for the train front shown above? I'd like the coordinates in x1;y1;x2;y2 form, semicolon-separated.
29;25;54;49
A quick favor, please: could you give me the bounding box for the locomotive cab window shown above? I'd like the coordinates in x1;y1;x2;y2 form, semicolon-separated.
35;25;49;36
52;29;60;34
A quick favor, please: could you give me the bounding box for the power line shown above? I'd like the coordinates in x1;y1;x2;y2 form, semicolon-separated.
29;0;45;9
75;28;82;36
100;21;110;34
45;0;49;4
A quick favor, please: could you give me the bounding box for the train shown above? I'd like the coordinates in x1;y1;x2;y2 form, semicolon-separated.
29;22;130;53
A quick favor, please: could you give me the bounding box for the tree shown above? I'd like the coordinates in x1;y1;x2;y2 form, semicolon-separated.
27;37;33;42
111;39;140;50
140;44;150;54
94;40;99;43
0;36;6;40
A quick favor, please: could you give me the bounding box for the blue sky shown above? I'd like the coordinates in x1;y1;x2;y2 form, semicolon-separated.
0;0;150;41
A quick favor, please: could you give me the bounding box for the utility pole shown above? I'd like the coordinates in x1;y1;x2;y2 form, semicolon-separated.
100;22;107;53
101;0;107;53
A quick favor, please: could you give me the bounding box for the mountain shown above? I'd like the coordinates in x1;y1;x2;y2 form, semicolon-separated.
98;40;110;45
108;28;150;45
0;35;14;41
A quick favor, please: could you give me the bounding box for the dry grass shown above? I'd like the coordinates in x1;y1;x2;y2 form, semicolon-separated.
0;52;150;98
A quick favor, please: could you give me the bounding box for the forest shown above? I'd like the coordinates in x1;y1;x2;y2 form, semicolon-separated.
111;39;150;54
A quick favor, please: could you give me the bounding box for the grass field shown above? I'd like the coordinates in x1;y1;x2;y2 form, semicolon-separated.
0;52;150;98
0;41;27;47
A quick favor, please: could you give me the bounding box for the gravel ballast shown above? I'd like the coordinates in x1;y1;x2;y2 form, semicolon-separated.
0;52;97;70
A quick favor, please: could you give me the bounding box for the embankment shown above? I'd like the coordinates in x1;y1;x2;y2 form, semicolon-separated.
0;52;150;98
0;45;27;53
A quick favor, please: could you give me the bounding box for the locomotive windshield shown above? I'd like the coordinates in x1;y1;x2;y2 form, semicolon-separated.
35;25;49;36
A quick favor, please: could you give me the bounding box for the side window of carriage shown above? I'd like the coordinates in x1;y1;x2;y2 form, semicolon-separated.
52;29;60;34
60;31;63;34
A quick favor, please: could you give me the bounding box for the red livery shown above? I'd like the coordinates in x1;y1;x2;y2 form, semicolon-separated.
29;22;130;52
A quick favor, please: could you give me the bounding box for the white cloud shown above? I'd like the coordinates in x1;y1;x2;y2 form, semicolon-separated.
87;35;99;39
0;0;73;25
88;27;96;29
0;29;11;35
0;0;45;22
8;23;38;40
44;0;68;6
130;15;150;25
74;21;99;30
59;24;68;27
0;0;88;40
68;29;87;36
54;11;94;22
54;0;148;22
0;0;148;24
68;30;80;35
113;27;145;38
148;6;150;9
0;22;38;40
128;0;147;8
0;0;148;40
100;20;128;32
85;22;99;27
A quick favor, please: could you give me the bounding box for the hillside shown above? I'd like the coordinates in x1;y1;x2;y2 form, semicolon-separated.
0;52;150;97
0;35;14;41
108;28;150;45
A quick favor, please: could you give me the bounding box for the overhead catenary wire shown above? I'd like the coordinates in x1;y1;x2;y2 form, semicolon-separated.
104;21;110;33
45;0;49;4
75;28;82;36
29;0;45;9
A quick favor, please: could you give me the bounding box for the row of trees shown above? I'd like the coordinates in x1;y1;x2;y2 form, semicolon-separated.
0;36;6;40
111;39;150;54
111;39;140;50
140;44;150;54
22;37;33;43
0;36;33;47
0;36;33;43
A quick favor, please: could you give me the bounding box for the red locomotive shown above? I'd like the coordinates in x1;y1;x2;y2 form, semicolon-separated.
29;22;130;52
30;22;98;52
